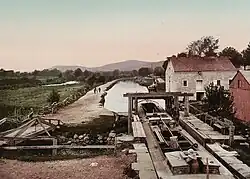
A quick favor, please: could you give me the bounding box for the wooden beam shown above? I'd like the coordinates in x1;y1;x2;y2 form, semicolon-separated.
2;145;115;150
0;136;55;140
128;96;132;134
123;92;193;98
135;97;138;114
13;119;36;138
184;96;189;117
37;117;51;136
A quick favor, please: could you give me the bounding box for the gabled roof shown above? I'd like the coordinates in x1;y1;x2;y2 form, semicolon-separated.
169;56;236;72
239;70;250;84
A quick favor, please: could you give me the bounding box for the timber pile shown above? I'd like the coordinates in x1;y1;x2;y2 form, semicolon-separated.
179;112;246;145
0;116;62;146
207;143;250;179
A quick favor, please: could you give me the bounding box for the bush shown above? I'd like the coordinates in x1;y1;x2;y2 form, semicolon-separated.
47;89;60;104
203;83;235;120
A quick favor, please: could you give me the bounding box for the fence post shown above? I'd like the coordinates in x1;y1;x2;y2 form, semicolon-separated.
206;158;209;179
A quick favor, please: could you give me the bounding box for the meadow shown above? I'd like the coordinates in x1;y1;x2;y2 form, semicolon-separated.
0;83;87;118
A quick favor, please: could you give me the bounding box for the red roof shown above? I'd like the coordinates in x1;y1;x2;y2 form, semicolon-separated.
170;56;236;72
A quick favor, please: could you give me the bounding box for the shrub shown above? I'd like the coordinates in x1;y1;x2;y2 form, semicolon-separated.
47;89;60;104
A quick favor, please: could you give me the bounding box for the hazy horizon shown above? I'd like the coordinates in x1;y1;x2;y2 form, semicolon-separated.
1;0;250;72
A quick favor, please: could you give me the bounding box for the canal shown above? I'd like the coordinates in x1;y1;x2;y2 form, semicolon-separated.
104;81;165;113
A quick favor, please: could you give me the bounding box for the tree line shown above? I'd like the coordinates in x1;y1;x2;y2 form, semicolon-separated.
163;36;250;69
0;65;165;89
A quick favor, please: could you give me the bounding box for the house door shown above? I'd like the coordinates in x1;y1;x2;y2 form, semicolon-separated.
196;80;203;91
196;92;204;101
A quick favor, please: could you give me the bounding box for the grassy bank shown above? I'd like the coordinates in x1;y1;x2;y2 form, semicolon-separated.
0;83;89;118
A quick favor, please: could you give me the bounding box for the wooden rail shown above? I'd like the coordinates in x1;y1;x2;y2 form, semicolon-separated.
2;145;115;150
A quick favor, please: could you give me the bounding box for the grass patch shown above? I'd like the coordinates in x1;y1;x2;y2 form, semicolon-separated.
0;84;85;108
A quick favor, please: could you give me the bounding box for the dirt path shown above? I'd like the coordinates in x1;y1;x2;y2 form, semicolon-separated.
46;81;116;124
0;155;135;179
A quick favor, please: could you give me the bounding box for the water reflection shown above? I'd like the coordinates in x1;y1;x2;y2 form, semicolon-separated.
105;81;165;112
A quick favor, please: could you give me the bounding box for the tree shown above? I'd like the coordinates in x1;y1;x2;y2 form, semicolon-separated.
97;75;106;83
86;74;97;87
112;69;120;77
219;47;243;68
73;68;83;78
83;70;91;77
187;36;219;57
132;70;138;76
47;89;60;104
153;67;164;77
242;42;250;69
177;52;188;57
203;83;235;120
63;70;75;81
138;67;152;77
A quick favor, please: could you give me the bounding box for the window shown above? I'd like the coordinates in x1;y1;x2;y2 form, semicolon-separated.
238;80;242;88
217;80;221;86
183;80;188;87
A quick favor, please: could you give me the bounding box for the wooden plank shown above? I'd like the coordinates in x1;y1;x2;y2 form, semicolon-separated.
132;143;158;179
132;115;140;122
151;125;165;143
165;151;189;167
3;145;115;150
0;118;7;125
132;122;146;138
207;143;250;179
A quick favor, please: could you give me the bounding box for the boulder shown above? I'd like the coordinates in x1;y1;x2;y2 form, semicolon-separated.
78;135;84;140
66;141;72;145
73;134;78;139
83;136;90;142
97;135;103;141
109;132;116;138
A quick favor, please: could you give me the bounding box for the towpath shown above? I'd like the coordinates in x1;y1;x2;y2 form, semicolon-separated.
45;81;116;124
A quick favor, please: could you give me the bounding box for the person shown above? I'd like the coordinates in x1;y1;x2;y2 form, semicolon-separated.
98;88;101;93
186;149;199;174
94;87;97;94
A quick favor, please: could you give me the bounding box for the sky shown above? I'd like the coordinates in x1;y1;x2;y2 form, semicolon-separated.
1;0;250;71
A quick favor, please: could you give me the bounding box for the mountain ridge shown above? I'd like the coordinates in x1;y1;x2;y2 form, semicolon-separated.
52;60;164;72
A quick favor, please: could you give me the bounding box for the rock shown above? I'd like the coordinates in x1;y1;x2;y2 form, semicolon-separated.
97;135;103;140
117;133;123;137
84;136;90;142
109;132;116;138
78;135;84;140
122;149;129;155
66;141;72;145
90;162;98;167
73;134;78;139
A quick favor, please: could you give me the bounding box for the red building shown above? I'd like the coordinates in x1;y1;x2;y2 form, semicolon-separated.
230;70;250;122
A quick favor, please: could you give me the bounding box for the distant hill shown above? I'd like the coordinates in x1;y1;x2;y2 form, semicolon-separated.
52;60;164;72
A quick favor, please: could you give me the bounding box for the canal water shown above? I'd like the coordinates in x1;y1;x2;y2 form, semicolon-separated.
104;81;165;112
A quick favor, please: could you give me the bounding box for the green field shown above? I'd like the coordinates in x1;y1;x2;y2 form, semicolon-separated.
0;84;85;108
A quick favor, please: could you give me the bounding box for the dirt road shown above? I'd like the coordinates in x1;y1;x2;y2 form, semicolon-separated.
0;155;135;179
46;81;116;124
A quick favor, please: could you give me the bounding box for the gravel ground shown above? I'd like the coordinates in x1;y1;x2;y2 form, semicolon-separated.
0;154;135;179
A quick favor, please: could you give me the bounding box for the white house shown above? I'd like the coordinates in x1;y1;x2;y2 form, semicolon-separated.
165;56;237;100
